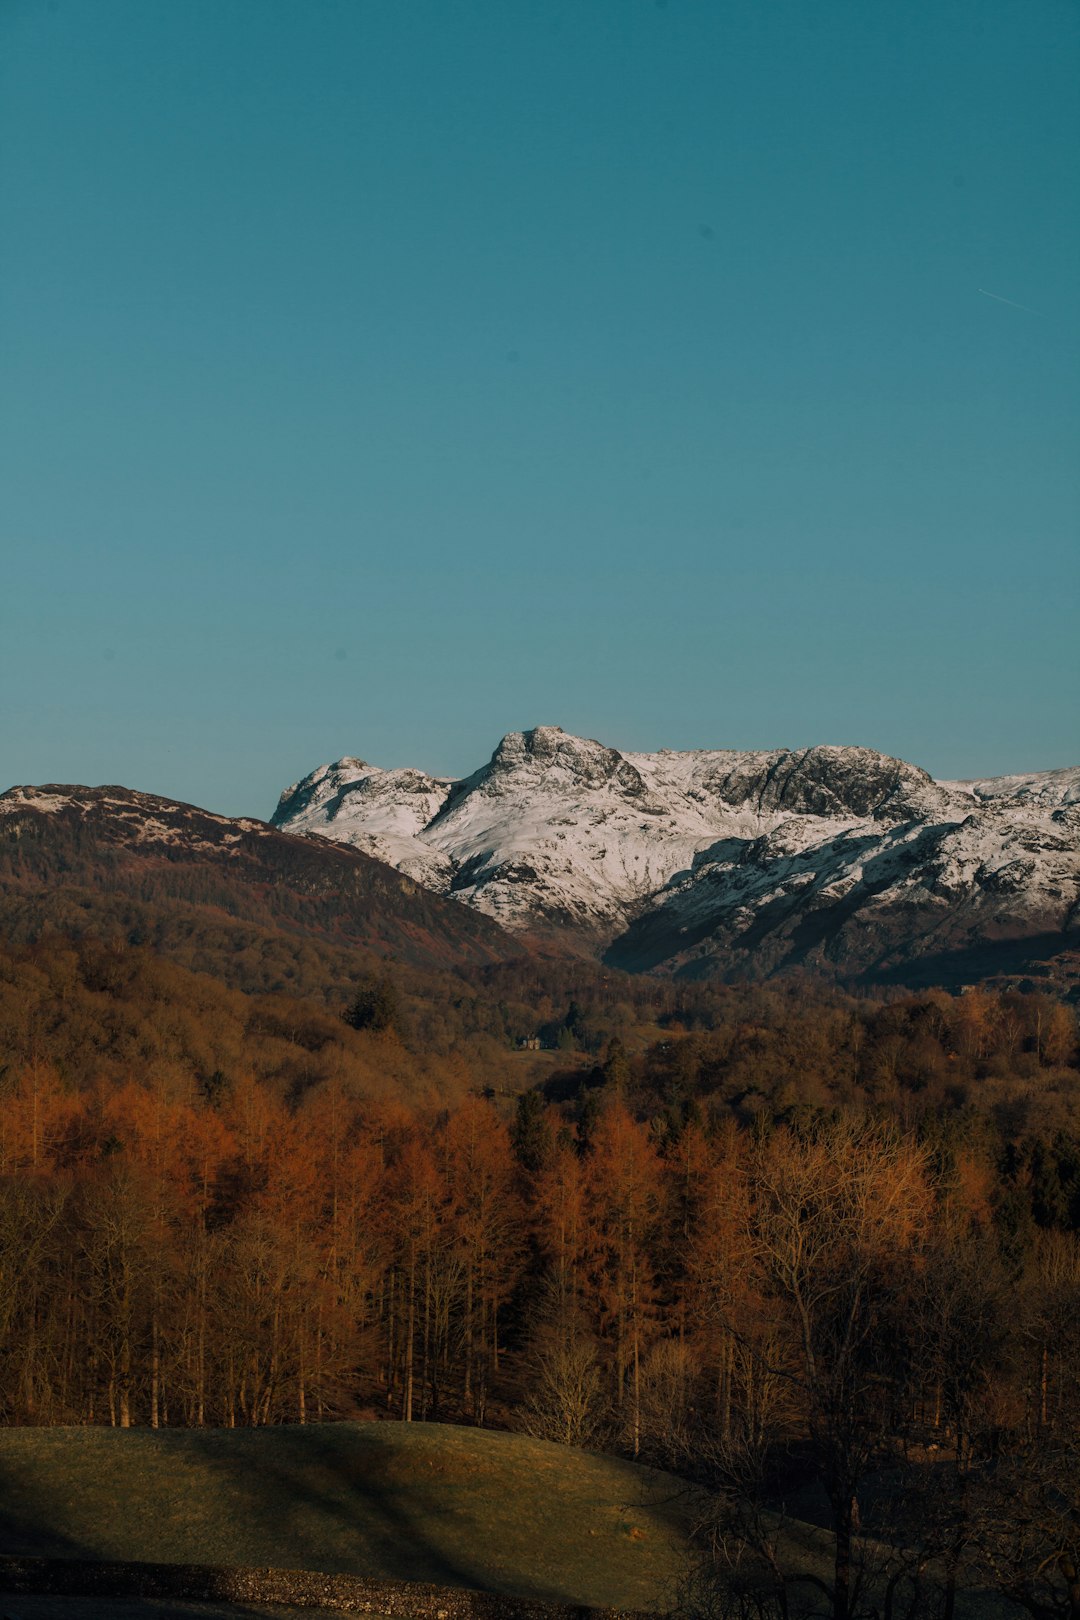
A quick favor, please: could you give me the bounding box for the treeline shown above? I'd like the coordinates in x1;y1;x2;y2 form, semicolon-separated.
3;936;1080;1615
3;937;1078;1120
1;1079;1079;1614
0;1069;1042;1433
626;983;1080;1137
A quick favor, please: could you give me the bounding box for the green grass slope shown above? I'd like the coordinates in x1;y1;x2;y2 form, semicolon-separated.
0;1422;696;1613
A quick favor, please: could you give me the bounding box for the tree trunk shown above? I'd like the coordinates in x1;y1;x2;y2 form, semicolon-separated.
630;1251;641;1459
421;1247;431;1421
150;1313;160;1428
1060;1554;1080;1620
119;1336;131;1428
464;1268;474;1415
831;1486;856;1620
404;1250;416;1422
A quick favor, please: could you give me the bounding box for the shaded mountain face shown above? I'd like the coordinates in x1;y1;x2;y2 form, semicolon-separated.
273;728;1080;987
0;784;518;972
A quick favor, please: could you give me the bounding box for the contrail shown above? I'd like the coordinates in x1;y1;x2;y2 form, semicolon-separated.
978;287;1038;314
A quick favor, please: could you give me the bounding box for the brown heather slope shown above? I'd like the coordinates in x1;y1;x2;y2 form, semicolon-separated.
0;783;559;1103
0;781;727;1074
0;784;521;973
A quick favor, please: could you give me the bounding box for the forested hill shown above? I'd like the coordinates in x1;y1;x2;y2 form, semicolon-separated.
1;779;1079;1129
2;778;1080;1617
0;783;519;972
1;965;1079;1561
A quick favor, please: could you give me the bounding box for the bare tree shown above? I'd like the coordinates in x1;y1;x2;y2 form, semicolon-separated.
520;1277;608;1448
735;1118;934;1620
972;1232;1080;1620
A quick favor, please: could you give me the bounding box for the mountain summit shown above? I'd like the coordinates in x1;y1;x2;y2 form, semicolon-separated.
272;729;1080;985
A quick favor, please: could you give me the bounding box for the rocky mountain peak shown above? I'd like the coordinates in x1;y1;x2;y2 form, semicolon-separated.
484;726;648;797
269;730;1080;979
273;757;376;826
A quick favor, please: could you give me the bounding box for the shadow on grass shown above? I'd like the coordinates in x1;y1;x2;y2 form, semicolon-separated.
161;1424;605;1607
0;1447;95;1561
182;1424;483;1588
0;1423;694;1611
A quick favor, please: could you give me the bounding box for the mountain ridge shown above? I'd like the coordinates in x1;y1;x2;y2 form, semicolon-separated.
271;727;1080;987
3;731;1076;993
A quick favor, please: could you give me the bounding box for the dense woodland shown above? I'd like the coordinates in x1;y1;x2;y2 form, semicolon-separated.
2;933;1080;1617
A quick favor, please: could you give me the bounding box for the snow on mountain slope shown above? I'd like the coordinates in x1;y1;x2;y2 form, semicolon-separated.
273;728;1080;980
941;766;1080;808
273;758;456;890
277;728;712;931
275;728;841;933
425;728;743;931
608;799;1080;979
0;782;268;847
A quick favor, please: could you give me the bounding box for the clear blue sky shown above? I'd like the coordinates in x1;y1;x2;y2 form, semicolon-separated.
2;0;1077;817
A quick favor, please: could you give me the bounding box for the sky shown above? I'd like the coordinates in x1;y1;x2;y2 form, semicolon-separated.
1;0;1078;817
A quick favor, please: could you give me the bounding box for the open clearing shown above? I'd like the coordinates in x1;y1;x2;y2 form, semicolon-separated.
0;1424;1017;1619
0;1422;697;1612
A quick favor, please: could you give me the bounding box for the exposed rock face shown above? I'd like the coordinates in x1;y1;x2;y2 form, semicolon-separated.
271;729;1080;984
681;744;949;823
607;801;1080;984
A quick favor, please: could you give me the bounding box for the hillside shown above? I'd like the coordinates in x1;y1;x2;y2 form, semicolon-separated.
272;728;1080;991
0;1425;1021;1620
0;784;518;973
0;1422;696;1612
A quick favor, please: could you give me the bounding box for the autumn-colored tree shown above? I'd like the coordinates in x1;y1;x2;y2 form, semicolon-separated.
587;1103;665;1456
443;1098;522;1419
519;1276;607;1448
741;1119;934;1620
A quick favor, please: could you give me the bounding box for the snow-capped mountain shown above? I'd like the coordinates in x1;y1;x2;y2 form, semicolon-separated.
272;729;1080;982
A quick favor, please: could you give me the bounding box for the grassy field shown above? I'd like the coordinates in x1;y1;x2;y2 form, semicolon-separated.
0;1423;1021;1620
0;1421;698;1613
